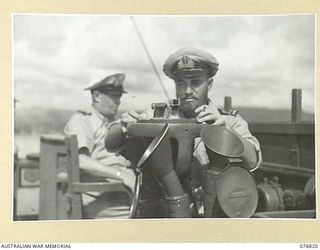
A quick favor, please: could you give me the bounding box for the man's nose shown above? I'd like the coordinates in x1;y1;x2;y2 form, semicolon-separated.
185;84;193;95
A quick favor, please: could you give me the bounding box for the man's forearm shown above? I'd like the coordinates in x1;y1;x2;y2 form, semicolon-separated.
240;138;259;171
79;154;122;180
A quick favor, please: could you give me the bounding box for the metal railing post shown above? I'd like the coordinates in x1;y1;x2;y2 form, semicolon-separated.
224;96;232;111
291;89;302;123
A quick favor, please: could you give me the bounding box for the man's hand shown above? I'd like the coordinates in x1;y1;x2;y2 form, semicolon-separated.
120;110;150;132
118;167;136;194
100;156;131;168
194;104;225;125
121;110;141;125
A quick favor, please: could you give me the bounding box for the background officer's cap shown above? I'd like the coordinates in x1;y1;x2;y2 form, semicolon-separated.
84;73;127;93
163;47;219;79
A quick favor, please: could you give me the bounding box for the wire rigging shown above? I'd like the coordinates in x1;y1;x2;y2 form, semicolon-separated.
130;16;170;100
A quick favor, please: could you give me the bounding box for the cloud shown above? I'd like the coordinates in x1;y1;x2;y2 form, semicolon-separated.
13;14;315;113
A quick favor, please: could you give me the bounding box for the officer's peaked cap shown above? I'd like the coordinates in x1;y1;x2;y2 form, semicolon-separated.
84;73;127;93
163;47;219;79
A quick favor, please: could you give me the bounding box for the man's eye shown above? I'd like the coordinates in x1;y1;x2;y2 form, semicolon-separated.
192;81;201;86
110;94;121;98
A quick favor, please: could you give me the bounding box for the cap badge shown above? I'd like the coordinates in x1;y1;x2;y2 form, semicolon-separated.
177;56;195;69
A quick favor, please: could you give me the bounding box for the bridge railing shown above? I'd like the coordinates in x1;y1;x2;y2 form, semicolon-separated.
223;89;315;183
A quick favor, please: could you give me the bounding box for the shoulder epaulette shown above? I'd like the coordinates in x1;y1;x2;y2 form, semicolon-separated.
77;110;92;115
218;109;239;116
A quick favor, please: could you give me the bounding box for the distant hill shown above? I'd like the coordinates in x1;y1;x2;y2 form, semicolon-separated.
236;107;314;122
15;107;74;134
14;106;314;135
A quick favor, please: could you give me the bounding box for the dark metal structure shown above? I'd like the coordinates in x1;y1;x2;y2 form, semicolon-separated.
13;88;316;220
251;89;315;217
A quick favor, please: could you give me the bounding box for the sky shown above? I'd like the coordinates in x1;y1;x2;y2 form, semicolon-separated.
13;14;315;113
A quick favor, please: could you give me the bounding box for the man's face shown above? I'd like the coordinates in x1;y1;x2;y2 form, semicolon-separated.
174;74;213;118
93;91;122;118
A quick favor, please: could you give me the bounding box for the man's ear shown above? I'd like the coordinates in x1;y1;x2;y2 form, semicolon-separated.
208;77;214;90
92;90;100;103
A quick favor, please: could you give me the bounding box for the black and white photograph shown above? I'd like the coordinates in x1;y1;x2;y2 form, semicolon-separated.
13;14;316;221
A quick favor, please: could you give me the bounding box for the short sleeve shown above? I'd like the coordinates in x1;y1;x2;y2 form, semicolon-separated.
64;113;94;152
